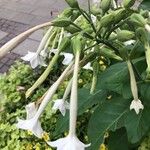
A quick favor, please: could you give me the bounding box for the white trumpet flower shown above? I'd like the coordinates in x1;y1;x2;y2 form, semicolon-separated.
48;47;90;149
130;99;144;114
52;99;70;116
21;51;46;69
127;60;144;114
16;63;73;138
21;27;53;68
16;102;44;138
47;134;90;150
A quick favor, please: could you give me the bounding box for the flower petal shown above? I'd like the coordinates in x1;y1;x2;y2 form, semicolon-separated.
130;99;144;114
83;62;93;70
52;99;70;116
30;55;39;69
21;51;36;61
47;135;90;150
16;118;44;138
61;53;74;65
25;102;37;119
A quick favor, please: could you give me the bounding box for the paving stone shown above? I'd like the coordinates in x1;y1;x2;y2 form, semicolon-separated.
0;30;8;40
0;57;9;63
11;13;35;25
29;29;44;42
13;39;40;56
0;65;9;73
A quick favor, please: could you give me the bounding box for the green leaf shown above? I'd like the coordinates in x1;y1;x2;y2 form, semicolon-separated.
139;83;150;106
98;57;145;99
99;62;131;99
125;106;150;143
88;95;130;150
54;88;107;135
108;128;129;150
139;0;150;11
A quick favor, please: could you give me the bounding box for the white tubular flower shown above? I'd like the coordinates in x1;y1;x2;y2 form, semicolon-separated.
48;45;90;149
21;27;53;68
16;102;44;138
47;134;90;150
83;62;93;70
52;99;70;116
52;79;72;116
16;63;73;138
127;60;144;114
130;99;144;114
61;53;74;65
21;51;46;69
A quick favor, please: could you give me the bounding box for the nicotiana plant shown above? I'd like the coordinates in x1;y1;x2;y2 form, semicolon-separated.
0;0;150;149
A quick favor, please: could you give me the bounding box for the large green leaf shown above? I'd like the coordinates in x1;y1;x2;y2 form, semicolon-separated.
125;106;150;143
99;62;131;99
98;57;145;99
108;128;129;150
54;88;107;135
88;95;130;150
139;0;150;11
139;83;150;106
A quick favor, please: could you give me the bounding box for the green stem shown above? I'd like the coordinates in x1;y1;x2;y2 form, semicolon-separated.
90;61;99;94
62;78;72;101
78;8;97;33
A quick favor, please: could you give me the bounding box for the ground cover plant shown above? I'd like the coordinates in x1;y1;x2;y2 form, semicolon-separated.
0;0;150;149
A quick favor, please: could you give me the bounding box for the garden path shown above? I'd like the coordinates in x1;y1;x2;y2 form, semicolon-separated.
0;0;139;73
0;0;87;73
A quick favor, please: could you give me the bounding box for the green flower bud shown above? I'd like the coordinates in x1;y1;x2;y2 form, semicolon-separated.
65;25;81;34
65;0;79;8
100;0;111;14
100;47;123;61
136;27;149;47
114;8;127;24
130;13;146;27
60;8;73;18
52;18;71;27
123;0;136;8
59;37;71;51
100;13;115;27
91;6;101;15
117;30;135;42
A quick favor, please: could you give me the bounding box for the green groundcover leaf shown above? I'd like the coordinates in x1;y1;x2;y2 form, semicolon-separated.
54;88;107;135
139;0;150;11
